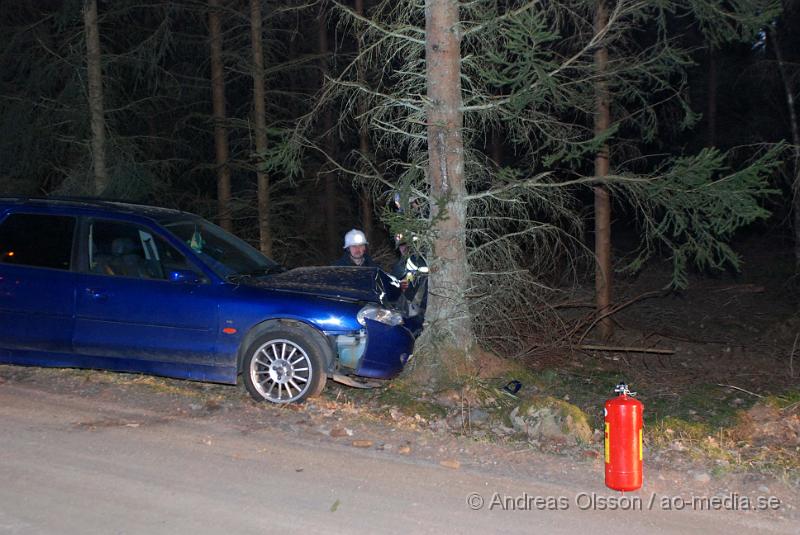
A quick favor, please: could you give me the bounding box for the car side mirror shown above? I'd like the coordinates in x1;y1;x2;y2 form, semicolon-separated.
169;269;202;284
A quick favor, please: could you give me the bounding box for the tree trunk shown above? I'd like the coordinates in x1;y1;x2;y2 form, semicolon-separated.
319;3;339;259
490;128;503;166
250;0;272;256
594;0;613;340
355;0;374;243
706;48;717;148
771;25;800;269
359;136;374;243
424;0;473;354
209;0;232;232
83;0;108;196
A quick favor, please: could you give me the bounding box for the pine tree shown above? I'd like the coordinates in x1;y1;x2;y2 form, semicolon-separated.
271;0;784;383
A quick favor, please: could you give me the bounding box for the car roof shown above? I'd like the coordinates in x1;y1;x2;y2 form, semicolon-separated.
0;196;198;223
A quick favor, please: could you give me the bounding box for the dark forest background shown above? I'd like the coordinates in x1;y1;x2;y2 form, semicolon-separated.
2;0;392;267
2;1;798;263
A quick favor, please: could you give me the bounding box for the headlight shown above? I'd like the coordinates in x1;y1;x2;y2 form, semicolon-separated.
357;304;403;326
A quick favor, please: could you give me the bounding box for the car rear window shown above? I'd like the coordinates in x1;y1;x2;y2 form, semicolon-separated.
0;213;76;270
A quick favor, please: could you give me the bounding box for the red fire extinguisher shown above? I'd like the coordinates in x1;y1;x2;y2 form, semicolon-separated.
604;383;643;491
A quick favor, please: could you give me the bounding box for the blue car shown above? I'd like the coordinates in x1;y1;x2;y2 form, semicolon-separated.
0;197;416;403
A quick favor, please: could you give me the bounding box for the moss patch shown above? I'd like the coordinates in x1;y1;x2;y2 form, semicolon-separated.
373;382;448;420
510;395;593;444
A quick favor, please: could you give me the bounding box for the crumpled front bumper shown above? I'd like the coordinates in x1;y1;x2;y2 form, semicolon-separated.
337;318;414;379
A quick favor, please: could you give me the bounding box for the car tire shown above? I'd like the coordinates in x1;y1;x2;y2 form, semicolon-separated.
242;326;327;403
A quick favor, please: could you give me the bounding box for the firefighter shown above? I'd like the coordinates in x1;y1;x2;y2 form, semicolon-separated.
334;229;378;267
391;233;428;334
391;233;424;289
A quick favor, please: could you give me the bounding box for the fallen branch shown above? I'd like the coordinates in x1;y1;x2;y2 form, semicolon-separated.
550;300;594;309
716;384;763;398
578;290;664;343
708;284;765;293
650;331;727;345
781;400;800;413
579;344;674;355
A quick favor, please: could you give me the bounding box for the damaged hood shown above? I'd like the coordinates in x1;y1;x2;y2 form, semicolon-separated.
248;266;401;305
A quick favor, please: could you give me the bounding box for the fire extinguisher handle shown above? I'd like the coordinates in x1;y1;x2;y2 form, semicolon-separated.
614;382;637;397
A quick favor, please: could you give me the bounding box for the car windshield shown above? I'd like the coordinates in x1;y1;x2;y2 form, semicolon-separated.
163;219;281;279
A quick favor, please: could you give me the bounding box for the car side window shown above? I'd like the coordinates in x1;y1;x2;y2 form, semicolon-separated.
88;220;204;281
0;213;76;270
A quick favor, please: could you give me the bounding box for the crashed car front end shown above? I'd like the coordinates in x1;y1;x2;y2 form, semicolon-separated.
331;316;414;380
326;293;416;382
252;266;419;382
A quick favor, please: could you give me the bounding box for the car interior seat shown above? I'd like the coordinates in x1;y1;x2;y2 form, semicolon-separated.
91;242;115;275
108;237;148;278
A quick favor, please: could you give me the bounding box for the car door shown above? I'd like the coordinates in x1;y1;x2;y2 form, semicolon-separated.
72;217;221;369
0;211;77;355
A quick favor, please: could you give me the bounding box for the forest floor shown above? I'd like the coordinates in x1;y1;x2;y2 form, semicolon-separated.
475;230;800;495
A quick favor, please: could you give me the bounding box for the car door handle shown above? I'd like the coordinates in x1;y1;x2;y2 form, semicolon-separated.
85;288;108;301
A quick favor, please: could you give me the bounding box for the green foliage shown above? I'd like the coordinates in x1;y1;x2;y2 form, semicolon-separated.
254;127;306;181
621;143;784;287
685;0;781;48
53;140;159;201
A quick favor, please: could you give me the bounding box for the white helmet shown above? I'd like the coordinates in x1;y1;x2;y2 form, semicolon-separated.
343;229;368;249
